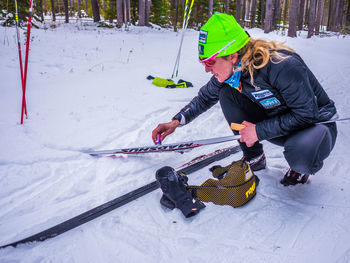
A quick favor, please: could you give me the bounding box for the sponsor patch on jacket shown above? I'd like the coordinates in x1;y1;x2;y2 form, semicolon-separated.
251;89;273;100
199;30;208;44
259;97;281;109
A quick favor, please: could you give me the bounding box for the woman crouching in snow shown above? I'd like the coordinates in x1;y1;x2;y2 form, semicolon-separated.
152;12;337;186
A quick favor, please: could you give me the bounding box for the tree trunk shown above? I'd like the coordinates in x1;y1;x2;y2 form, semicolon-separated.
44;0;47;15
274;0;281;28
77;0;81;18
307;0;317;37
236;0;242;24
64;0;69;23
174;0;179;31
209;0;213;17
250;0;257;27
297;0;305;29
333;0;342;30
261;0;265;27
346;0;350;26
51;0;56;21
288;0;299;37
126;0;131;23
242;0;246;26
225;0;229;13
327;0;335;30
132;0;136;24
37;0;44;20
145;0;151;26
282;0;288;25
264;0;274;32
70;0;73;15
246;0;252;21
123;0;127;27
339;0;346;27
138;0;145;26
91;0;100;22
85;0;88;14
315;0;325;34
332;0;339;31
117;0;124;27
108;0;114;22
304;0;310;26
145;0;149;26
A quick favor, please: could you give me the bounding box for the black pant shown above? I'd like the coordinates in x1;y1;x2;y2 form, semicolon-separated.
219;85;337;175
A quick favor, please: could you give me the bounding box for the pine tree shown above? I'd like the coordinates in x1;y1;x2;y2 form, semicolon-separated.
1;0;28;26
307;0;317;37
346;0;350;29
274;0;282;28
138;0;145;25
51;0;56;21
104;0;116;22
297;0;305;30
64;0;69;22
236;0;242;23
1;0;42;26
91;0;100;22
264;0;274;32
117;0;124;26
150;0;171;26
250;0;257;27
242;0;246;26
77;0;82;18
225;0;229;13
260;0;266;28
288;0;299;37
209;0;213;17
315;0;325;34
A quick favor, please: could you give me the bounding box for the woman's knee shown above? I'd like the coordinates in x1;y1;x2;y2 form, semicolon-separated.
283;125;334;174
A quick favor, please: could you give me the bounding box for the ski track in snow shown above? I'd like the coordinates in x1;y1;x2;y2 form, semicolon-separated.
1;23;350;262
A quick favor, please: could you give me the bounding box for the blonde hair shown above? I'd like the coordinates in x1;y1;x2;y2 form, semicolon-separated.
236;38;295;83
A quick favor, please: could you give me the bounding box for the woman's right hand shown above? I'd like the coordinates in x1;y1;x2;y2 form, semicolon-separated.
152;120;180;144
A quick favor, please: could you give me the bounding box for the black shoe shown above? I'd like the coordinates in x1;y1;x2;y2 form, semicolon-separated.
280;169;309;186
155;166;205;217
242;153;266;171
160;194;175;210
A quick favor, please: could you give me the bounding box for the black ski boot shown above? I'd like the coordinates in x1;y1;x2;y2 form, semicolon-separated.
159;194;176;210
241;153;266;172
280;169;309;186
156;166;205;217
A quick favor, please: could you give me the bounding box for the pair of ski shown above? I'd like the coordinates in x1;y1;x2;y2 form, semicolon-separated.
83;134;241;156
0;135;242;249
82;116;349;157
2;115;348;249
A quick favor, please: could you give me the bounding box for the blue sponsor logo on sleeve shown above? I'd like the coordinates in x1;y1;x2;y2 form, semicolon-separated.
251;89;274;100
259;97;281;109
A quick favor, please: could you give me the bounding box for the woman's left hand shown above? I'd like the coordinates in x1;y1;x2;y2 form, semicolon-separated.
239;121;259;147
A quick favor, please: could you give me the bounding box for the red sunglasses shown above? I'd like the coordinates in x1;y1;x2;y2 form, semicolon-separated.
199;39;236;67
200;55;217;67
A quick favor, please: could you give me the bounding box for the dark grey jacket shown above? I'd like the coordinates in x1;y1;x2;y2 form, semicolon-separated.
173;51;337;141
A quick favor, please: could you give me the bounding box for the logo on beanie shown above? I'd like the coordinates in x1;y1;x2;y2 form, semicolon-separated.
199;30;208;44
198;44;204;55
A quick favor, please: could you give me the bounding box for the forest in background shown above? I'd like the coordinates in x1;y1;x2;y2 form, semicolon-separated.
0;0;349;37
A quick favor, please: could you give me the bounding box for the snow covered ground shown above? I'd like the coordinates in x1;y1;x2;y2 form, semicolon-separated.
0;21;350;262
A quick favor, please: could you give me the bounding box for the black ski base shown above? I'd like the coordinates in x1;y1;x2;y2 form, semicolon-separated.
0;145;241;249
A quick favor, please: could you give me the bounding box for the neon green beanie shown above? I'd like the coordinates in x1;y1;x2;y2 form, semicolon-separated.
198;13;250;58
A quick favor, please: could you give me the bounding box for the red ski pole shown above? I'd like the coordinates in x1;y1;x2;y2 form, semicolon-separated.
14;0;27;124
21;0;33;124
